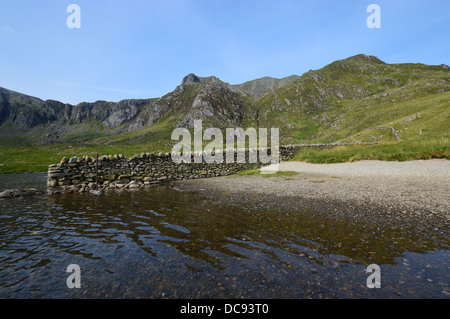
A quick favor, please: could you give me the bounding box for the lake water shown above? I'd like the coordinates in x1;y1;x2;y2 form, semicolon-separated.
0;173;448;298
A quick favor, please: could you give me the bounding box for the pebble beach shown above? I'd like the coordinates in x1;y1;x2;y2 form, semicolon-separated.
175;159;450;247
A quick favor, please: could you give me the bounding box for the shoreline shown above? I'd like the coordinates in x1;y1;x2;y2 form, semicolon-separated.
3;160;449;242
173;159;450;247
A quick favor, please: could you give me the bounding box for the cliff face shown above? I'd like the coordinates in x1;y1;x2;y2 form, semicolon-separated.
0;86;157;144
0;89;154;130
0;73;250;144
102;74;248;133
1;54;449;146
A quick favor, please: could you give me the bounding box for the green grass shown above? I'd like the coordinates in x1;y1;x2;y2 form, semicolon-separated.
1;134;448;174
1;135;448;174
1;58;449;173
235;169;300;178
0;142;172;174
291;135;450;163
262;171;300;178
251;58;450;145
234;168;261;176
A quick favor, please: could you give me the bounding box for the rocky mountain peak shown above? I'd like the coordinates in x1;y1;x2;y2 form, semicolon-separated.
181;73;201;85
350;54;386;64
1;54;448;146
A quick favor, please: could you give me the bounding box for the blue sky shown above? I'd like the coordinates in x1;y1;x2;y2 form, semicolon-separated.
0;0;449;104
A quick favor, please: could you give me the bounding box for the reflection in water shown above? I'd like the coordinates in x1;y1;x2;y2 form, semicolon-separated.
0;173;448;298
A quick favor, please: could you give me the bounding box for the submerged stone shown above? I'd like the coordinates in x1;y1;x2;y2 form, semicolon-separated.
0;188;43;199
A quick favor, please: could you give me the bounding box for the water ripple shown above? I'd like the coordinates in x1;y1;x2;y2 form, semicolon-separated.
0;174;448;298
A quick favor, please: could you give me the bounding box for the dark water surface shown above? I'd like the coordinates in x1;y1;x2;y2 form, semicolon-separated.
0;173;448;298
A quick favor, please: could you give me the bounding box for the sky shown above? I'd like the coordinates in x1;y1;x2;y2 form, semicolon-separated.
0;0;449;104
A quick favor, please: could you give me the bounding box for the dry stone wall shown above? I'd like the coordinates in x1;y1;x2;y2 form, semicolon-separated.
47;149;273;194
46;143;377;194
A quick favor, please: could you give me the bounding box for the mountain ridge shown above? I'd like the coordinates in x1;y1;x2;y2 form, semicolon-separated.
0;54;449;146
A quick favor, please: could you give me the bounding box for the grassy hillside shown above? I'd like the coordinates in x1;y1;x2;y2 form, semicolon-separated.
0;142;173;174
251;55;449;145
0;55;448;172
292;135;449;163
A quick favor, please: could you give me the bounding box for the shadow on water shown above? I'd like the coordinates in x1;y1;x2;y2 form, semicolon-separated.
0;173;448;298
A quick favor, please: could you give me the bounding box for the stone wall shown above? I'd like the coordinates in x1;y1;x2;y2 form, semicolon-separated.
46;143;377;194
47;148;273;193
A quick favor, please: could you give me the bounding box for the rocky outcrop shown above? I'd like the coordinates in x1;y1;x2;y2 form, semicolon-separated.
0;71;295;144
232;75;299;98
369;126;401;141
175;80;245;129
0;188;43;199
124;74;247;132
182;73;201;85
0;86;156;144
122;85;187;132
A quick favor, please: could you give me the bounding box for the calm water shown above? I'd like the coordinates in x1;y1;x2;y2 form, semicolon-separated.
0;173;448;298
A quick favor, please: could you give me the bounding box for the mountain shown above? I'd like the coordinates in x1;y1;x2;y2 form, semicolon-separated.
0;86;157;144
251;54;450;143
0;54;449;146
122;73;248;133
231;75;299;98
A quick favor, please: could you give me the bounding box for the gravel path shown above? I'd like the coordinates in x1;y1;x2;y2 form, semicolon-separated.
261;159;449;177
175;159;450;244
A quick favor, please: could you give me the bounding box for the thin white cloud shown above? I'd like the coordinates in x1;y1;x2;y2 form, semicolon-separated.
53;81;162;103
87;86;142;95
0;25;16;34
55;81;142;95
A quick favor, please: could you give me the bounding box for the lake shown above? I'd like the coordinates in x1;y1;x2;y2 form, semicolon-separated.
0;173;448;298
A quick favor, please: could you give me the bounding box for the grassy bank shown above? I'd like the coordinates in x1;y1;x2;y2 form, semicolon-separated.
235;169;300;178
0;143;171;174
291;135;449;163
1;135;448;174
